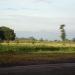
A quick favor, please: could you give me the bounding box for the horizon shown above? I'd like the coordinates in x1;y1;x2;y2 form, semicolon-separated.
15;31;75;41
0;0;75;40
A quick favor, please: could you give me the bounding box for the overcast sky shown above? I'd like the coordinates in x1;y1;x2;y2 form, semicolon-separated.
0;0;75;32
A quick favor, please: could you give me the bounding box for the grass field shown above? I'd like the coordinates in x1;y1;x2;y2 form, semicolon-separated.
0;41;75;53
0;41;75;66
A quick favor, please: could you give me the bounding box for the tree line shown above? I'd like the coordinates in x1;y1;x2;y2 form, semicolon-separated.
0;25;74;42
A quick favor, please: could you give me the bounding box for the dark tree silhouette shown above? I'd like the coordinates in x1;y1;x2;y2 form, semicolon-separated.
60;24;66;41
0;26;16;41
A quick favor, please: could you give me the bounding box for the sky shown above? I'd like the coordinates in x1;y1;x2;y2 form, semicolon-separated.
0;0;75;40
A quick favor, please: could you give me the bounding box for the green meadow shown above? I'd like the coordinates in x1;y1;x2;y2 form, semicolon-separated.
0;41;75;53
0;41;75;66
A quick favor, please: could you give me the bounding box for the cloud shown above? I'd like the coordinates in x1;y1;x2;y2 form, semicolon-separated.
34;0;53;4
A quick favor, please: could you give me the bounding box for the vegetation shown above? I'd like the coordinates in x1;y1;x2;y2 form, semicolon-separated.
0;26;15;41
0;26;75;66
0;53;75;66
60;24;66;41
0;41;75;53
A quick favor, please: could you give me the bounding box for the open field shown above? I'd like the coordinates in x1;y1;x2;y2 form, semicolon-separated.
0;41;75;66
0;42;75;74
0;41;75;53
2;41;75;47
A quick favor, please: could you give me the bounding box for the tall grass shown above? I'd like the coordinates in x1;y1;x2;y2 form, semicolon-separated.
0;43;75;53
0;42;75;66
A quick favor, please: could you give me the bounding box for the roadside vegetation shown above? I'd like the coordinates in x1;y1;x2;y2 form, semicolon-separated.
0;26;75;66
0;41;75;53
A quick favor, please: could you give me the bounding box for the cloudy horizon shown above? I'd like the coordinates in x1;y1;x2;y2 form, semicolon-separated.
0;0;75;40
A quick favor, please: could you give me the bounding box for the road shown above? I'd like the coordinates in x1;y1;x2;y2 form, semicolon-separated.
0;63;75;75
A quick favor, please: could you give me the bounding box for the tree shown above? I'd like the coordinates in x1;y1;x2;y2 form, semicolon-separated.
28;36;36;41
72;38;75;42
0;26;16;41
60;24;66;41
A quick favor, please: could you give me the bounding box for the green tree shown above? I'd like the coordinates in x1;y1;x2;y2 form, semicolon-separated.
0;26;16;41
60;24;66;41
72;38;75;42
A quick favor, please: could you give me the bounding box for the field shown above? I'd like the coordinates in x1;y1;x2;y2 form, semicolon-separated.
0;41;75;66
0;41;75;53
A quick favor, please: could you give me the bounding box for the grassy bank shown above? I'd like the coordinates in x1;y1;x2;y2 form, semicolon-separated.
0;53;75;67
0;42;75;66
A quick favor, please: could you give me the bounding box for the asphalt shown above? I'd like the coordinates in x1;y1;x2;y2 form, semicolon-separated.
0;63;75;75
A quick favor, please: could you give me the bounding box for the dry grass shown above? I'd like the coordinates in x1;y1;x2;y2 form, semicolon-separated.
0;53;75;66
0;41;75;66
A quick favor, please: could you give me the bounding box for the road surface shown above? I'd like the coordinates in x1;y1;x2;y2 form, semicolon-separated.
0;63;75;75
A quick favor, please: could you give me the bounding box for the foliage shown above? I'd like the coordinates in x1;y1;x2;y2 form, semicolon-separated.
0;42;75;53
0;26;15;41
72;38;75;42
0;42;75;66
60;24;66;41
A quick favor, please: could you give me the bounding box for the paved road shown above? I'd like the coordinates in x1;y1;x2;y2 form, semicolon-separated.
0;63;75;75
